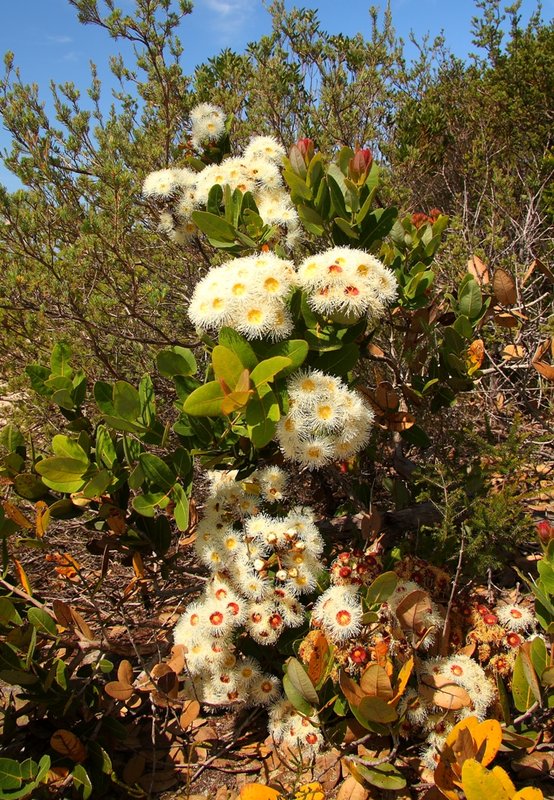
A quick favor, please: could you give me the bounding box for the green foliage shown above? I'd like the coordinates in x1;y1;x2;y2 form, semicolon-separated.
413;422;538;574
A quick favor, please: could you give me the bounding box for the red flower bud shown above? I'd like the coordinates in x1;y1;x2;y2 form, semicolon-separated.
348;148;373;184
296;137;315;162
537;519;554;543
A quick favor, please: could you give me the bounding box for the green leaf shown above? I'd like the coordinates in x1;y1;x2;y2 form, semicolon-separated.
250;356;292;388
310;343;359;376
354;761;406;790
113;381;141;421
171;482;190;531
25;364;51;397
27;608;57;636
50;342;73;377
156;346;197;378
359;207;398;248
95;426;117;470
35;457;88;493
365;572;398;606
218;328;258;370
0;758;22;790
139;374;156;425
192;210;237;243
51;435;89;465
72;764;93;800
327;174;348;218
132;492;168;517
139;454;176;492
0;425;24;454
297;204;325;235
283;169;312;201
82;469;112;499
245;385;280;448
212;345;246;389
183;381;226;417
93;381;115;415
458;278;483;319
512;649;537;711
13;473;48;501
285;657;319;705
357;696;398;724
0;598;22;626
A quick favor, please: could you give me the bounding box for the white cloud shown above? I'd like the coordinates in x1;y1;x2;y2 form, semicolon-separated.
46;35;74;45
200;0;254;42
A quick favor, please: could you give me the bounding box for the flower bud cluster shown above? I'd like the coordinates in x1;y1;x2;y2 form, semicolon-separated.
276;368;374;468
189;102;226;148
174;467;324;708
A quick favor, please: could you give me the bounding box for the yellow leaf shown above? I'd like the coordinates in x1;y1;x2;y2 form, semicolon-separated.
461;760;512;800
513;789;544;800
2;501;33;530
239;784;281;800
390;656;414;706
13;558;32;595
471;719;503;766
35;500;50;538
295;783;324;800
490;766;516;797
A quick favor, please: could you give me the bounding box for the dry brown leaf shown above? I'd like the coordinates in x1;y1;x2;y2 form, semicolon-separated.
385;412;416;431
117;659;133;685
419;674;471;710
105;681;135;701
306;630;330;686
360;510;383;539
532;361;554;381
50;729;87;762
52;600;74;629
336;774;370;800
367;343;385;359
315;749;342;793
71;608;94;640
494;312;519;328
395;589;433;635
493;268;517;305
122;753;146;785
339;671;365;707
375;381;400;411
502;344;526;360
166;644;185;674
180;699;201;729
359;663;394;700
467;255;490;285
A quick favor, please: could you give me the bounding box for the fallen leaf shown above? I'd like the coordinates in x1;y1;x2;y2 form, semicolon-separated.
502;344;525;360
180;699;201;729
420;674;471;710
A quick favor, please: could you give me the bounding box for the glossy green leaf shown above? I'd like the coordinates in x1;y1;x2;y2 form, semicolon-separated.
50;342;73;377
218;327;258;370
459;278;483;319
183;381;225;416
365;572;398;606
35;457;88;493
51;435;89;465
354;761;406;790
113;381;141;421
191;210;236;243
72;764;93;799
27;608;57;636
0;424;24;454
250;356;291;388
138;454;176;491
245;384;280;448
156;346;197;378
132;492;168;517
212;345;246;389
171;482;190;531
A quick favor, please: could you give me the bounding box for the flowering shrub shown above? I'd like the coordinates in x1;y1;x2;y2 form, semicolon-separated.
0;102;551;798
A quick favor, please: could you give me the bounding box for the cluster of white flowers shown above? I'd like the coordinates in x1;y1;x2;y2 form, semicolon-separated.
297;246;397;325
268;698;323;754
276;368;374;468
142;105;301;248
188;251;296;340
495;602;535;632
190;102;226;149
174;467;325;708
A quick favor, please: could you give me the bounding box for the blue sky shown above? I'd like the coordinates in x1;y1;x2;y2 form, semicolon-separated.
0;0;551;190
